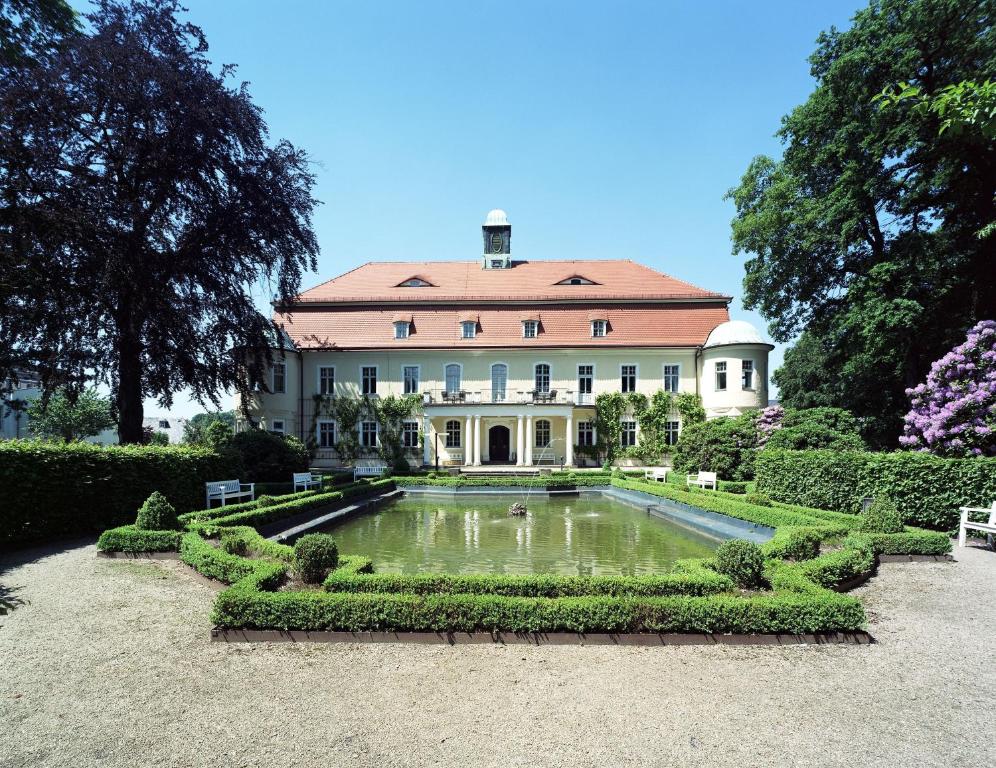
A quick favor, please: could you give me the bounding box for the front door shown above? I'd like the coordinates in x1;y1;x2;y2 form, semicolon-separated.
488;425;510;462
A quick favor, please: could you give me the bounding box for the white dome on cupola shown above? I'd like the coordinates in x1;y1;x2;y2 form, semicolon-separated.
704;320;771;349
484;208;509;226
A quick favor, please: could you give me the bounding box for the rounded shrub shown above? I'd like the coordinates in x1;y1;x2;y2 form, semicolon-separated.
293;533;339;584
134;491;179;531
859;497;904;533
745;492;773;507
713;539;766;589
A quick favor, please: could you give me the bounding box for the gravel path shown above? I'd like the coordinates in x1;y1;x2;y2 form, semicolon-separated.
1;541;995;768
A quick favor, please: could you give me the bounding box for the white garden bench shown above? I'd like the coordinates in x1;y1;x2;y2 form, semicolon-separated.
958;501;996;547
686;471;717;490
353;464;388;481
293;472;322;492
644;467;670;483
205;479;255;508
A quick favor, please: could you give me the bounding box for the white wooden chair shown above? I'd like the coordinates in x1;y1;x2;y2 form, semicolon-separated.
644;467;670;483
686;471;717;490
293;472;322;492
205;479;255;508
958;501;996;547
353;464;388;481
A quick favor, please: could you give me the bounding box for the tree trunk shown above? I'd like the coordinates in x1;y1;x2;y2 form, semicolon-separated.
116;301;144;444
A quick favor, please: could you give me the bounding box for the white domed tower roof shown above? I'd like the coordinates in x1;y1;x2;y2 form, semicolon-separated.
484;208;509;226
704;320;771;349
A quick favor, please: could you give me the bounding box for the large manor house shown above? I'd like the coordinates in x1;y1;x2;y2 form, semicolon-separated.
238;210;772;468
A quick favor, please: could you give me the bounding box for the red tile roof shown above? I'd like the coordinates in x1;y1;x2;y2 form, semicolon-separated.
278;303;730;350
292;260;728;304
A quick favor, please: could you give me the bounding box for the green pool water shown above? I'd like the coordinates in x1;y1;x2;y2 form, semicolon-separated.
317;493;719;576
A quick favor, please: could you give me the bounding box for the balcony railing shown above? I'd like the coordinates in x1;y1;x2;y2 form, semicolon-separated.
421;388;593;406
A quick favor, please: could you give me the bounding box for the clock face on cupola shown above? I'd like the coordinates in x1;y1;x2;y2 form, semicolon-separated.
481;208;511;269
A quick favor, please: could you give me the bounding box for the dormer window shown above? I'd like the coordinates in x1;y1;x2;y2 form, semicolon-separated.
555;275;599;286
394;321;409;339
461;321;476;339
396;276;433;288
591;320;607;338
523;320;538;338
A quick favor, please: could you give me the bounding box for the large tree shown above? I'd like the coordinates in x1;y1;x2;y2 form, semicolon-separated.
727;0;996;447
0;0;77;65
0;0;319;443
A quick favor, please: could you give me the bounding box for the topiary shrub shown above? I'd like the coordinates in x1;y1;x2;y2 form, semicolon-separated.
293;533;339;584
134;491;179;531
713;539;766;589
859;497;905;533
724;482;747;494
745;492;773;507
255;495;277;508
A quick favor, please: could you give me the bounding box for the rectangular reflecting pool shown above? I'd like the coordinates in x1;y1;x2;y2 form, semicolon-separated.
315;493;720;576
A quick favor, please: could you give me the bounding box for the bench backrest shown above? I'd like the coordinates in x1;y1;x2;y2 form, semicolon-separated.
699;471;717;482
206;480;241;494
990;501;996;526
293;472;316;483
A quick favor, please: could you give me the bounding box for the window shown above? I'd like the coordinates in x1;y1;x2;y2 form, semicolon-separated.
158;420;170;429
578;421;594;447
445;419;461;448
555;275;598;286
361;366;377;395
522;320;538;338
403;366;420;395
397;277;432;287
318;366;335;395
664;421;679;446
742;360;754;390
621;420;637;447
490;259;504;269
534;363;551;393
662;364;680;393
444;363;461;394
402;421;419;449
491;363;507;402
715;361;727;391
591;319;607;338
360;421;378;448
461;321;476;339
270;419;285;435
621;365;637;393
394;321;409;339
577;364;593;403
272;362;286;394
535;419;551;448
317;421;336;448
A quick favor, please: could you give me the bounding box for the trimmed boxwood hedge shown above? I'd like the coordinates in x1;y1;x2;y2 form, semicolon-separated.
0;441;238;548
96;525;182;553
755;449;996;531
393;474;610;488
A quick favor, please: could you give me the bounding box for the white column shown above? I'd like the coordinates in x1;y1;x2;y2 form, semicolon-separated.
516;415;525;466
525;415;533;466
464;415;473;466
422;416;431;466
565;413;574;468
473;415;482;466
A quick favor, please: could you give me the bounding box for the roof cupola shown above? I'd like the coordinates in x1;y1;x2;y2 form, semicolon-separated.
482;208;511;269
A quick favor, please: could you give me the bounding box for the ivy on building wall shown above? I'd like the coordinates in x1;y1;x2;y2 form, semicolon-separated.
310;394;421;467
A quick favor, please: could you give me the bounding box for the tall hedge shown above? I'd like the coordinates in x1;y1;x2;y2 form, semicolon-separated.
755;449;996;531
0;441;237;548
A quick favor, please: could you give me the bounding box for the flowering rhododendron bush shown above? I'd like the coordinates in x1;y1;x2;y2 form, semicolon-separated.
900;320;996;457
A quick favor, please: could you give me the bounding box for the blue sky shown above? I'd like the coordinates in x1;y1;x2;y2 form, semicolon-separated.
78;0;862;417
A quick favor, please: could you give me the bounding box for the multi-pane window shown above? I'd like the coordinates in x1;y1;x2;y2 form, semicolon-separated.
621;420;637;447
715;362;727;391
578;365;593;403
360;421;378;448
491;363;507;402
272;362;286;394
361;366;377;395
534;363;551;393
742;360;754;390
535;419;551;448
401;421;419;449
664;421;680;446
621;365;637;393
522;320;538;338
445;419;461;448
578;421;595;447
318;366;335;395
461;321;476;339
394;321;409;339
317;421;336;448
403;366;420;395
591;320;606;338
270;420;285;435
445;363;461;394
662;364;679;393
